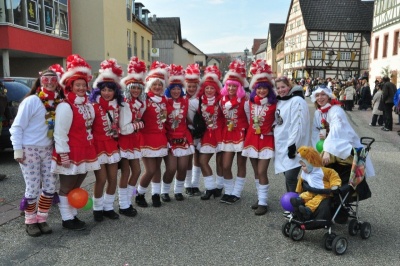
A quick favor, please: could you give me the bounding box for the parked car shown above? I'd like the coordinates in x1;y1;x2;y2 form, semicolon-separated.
0;79;31;150
0;77;36;89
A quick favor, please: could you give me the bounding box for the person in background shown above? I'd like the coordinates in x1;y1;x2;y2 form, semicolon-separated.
0;82;10;181
219;59;249;204
161;64;194;202
10;65;64;236
344;81;356;111
242;59;277;215
188;65;224;200
118;56;146;217
358;77;372;111
52;54;100;230
135;61;169;208
184;64;202;196
394;86;400;127
381;76;397;131
89;59;124;222
274;77;310;192
369;84;384;127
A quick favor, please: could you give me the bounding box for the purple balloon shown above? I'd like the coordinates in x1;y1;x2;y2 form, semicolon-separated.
280;192;299;212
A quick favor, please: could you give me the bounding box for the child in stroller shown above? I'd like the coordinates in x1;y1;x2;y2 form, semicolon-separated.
282;137;375;255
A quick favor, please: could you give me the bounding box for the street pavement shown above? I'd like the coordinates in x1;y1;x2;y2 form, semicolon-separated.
0;98;400;265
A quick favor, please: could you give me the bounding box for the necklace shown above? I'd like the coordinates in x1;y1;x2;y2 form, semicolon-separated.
36;87;62;138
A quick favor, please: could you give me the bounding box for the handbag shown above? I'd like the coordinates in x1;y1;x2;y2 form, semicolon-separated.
191;98;206;139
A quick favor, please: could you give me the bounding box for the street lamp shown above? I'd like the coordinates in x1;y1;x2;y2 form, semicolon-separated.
244;48;249;75
326;50;335;68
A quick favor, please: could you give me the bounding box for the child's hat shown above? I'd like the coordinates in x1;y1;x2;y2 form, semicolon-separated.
298;146;323;167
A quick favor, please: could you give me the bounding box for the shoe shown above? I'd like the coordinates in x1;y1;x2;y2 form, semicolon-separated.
161;193;171;202
73;216;86;227
254;205;268;216
0;174;6;181
119;205;137;217
378;124;384;127
214;188;223;197
283;210;291;217
251;201;258;210
226;195;240;204
152;194;161;207
299;205;312;220
381;127;391;131
174;193;184;201
191;187;202;196
103;210;120;220
37;222;52;234
62;219;86;230
200;189;216;200
135;194;148;208
220;194;231;203
93;210;104;222
26;223;41;237
185;187;193;196
381;126;386;129
290;197;303;208
369;123;376;127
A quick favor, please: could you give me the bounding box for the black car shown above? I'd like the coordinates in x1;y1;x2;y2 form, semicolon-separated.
0;79;31;150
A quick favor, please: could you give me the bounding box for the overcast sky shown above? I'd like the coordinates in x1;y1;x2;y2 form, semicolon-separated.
139;0;292;54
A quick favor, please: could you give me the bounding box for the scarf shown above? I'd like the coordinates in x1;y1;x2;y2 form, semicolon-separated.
42;88;56;100
147;91;164;103
254;96;269;106
201;95;217;114
98;96;116;111
223;96;240;110
66;92;87;105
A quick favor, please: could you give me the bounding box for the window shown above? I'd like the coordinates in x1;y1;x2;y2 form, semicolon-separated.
346;33;354;41
344;71;352;79
141;36;144;59
317;32;324;41
126;0;132;21
127;29;132;60
133;31;137;56
340;52;351;60
297;35;301;43
297;19;301;27
383;34;388;58
147;40;151;61
394;30;399;56
315;70;324;78
312;51;322;59
374;37;379;59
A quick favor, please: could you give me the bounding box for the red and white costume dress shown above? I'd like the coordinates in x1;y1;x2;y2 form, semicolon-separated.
91;97;121;164
219;96;249;152
165;96;194;157
140;93;168;157
51;93;100;174
242;99;276;159
194;95;223;153
119;97;143;159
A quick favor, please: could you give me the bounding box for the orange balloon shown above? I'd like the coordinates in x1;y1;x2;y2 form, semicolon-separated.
68;188;89;209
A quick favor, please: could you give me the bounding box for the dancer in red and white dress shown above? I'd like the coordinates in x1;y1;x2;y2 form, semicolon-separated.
219;59;249;204
89;59;124;222
188;65;224;200
118;56;146;217
135;61;169;208
160;64;194;202
10;64;64;236
52;54;100;230
242;59;277;215
184;64;203;196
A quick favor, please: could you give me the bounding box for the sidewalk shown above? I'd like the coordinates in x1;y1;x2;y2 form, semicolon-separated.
0;172;96;226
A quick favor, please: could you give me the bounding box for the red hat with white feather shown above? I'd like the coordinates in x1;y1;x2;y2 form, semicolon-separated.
59;54;92;90
93;58;124;89
249;59;274;90
120;56;147;91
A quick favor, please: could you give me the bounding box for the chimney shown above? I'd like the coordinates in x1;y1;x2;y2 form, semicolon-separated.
152;14;157;22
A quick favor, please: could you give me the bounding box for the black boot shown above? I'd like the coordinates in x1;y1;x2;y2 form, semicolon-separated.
135;194;148;208
200;189;216;200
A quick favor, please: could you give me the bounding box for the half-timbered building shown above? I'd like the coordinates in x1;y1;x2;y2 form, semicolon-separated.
282;0;374;81
369;0;400;86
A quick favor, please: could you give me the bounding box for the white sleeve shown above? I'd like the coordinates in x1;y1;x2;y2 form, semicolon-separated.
244;100;250;123
119;102;134;135
188;98;199;123
9;96;36;150
311;110;320;148
54;103;72;153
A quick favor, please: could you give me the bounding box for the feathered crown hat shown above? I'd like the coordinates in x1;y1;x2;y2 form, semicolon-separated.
249;59;274;89
93;58;124;89
168;64;185;86
59;54;92;89
120;56;147;91
200;65;222;90
185;63;200;85
145;61;169;93
223;59;249;88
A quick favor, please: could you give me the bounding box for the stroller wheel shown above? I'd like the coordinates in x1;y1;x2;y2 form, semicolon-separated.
322;232;336;250
281;222;291;237
348;219;359;236
332;236;348;255
289;224;305;241
360;222;372;239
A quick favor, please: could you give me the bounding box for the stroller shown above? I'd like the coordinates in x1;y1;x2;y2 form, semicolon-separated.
281;137;375;255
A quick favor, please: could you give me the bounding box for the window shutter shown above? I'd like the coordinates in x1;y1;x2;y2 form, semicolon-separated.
322;51;326;60
336;52;341;59
308;51;312;59
351;52;356;61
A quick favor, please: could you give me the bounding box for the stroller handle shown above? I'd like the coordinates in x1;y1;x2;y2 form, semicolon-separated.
360;137;375;151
